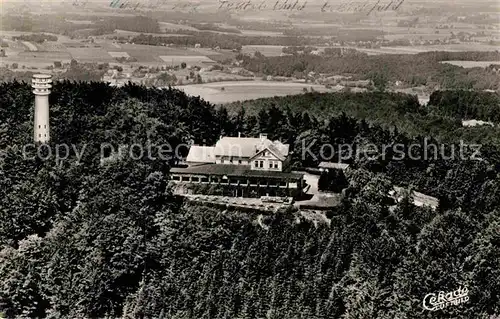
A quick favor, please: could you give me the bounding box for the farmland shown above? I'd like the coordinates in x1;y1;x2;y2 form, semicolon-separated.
0;33;226;68
159;55;215;65
158;22;199;32
111;29;192;37
1;6;499;95
242;43;500;57
241;45;285;56
66;48;115;63
107;51;131;58
440;60;500;68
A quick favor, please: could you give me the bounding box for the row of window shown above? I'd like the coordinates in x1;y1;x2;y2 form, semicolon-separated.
38;134;47;138
254;160;279;169
221;158;244;164
171;175;288;187
38;125;47;129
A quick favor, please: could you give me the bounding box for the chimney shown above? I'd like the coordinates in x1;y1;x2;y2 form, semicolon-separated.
259;133;267;142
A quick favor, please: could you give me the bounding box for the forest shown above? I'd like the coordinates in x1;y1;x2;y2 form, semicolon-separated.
0;81;499;318
129;32;321;50
238;51;500;90
428;90;500;122
12;33;58;43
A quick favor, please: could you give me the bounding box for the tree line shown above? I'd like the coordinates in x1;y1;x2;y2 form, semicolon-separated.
237;51;500;90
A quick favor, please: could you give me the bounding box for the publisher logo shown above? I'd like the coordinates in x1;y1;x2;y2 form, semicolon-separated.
422;286;469;311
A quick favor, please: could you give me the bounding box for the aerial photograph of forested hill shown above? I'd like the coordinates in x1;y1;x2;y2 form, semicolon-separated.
0;0;499;318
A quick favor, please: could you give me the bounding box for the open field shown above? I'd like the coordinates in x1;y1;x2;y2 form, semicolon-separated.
112;29;192;37
36;42;67;51
383;33;450;41
21;41;38;51
1;51;72;69
120;43;221;61
66;47;115;62
240;30;284;37
159;55;215;64
241;45;284;56
176;80;331;104
65;19;94;25
108;51;130;58
353;43;500;55
441;60;500;68
40;42;222;64
158;22;199;32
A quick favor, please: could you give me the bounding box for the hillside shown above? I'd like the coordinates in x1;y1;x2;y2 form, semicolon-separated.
0;82;499;318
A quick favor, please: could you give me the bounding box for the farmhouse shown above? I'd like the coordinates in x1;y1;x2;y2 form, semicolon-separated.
170;134;305;198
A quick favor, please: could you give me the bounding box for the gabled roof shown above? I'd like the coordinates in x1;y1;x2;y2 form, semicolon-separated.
272;140;289;156
250;144;286;161
318;162;350;170
186;146;216;164
214;137;261;158
214;136;289;159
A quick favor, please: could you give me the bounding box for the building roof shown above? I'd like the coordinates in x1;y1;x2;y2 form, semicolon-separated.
214;136;289;159
186;146;216;164
250;144;286;161
171;164;303;180
33;74;52;79
391;186;439;209
318;162;350;170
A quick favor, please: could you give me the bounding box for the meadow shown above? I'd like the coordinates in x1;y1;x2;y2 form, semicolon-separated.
66;47;115;62
440;60;500;68
112;29;192;37
352;43;500;55
177;80;330;104
241;45;285;56
158;21;200;32
159;55;215;65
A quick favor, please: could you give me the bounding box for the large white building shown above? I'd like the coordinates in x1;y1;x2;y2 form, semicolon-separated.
172;134;303;198
186;134;290;171
32;74;52;143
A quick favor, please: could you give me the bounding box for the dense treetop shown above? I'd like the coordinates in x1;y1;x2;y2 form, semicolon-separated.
238;51;500;91
0;81;499;318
